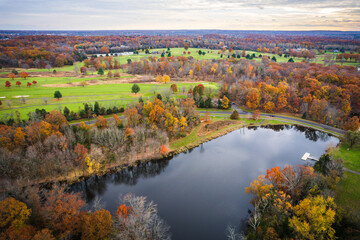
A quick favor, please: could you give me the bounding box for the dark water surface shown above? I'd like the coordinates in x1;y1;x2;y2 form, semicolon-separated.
71;125;339;240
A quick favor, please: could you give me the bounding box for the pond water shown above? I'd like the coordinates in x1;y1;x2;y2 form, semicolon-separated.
71;125;339;240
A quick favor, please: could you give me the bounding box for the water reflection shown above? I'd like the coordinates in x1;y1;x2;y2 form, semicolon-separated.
70;125;338;240
252;125;331;142
72;159;171;202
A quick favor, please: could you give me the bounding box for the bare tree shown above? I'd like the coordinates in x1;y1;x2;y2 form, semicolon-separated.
89;66;96;75
179;86;185;94
73;65;79;75
93;196;105;211
114;193;171;240
5;100;12;109
42;97;49;105
226;225;246;240
45;64;52;71
20;97;26;104
248;202;261;232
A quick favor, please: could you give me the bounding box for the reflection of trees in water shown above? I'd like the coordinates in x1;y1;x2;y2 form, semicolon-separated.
292;125;330;142
71;158;171;202
200;144;205;153
249;124;331;142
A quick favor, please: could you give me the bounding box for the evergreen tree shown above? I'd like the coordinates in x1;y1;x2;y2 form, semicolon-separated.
63;106;70;119
98;67;104;75
94;101;100;115
230;110;239;120
131;84;140;94
54;90;62;99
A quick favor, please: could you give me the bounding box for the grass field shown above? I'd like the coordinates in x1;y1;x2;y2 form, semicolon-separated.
112;47;359;66
331;144;360;172
0;79;218;119
330;144;360;216
336;172;360;216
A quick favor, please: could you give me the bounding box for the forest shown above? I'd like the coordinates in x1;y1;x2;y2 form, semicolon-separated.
0;31;360;240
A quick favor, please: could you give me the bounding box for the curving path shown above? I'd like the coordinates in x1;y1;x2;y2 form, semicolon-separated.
70;106;360;175
200;104;345;135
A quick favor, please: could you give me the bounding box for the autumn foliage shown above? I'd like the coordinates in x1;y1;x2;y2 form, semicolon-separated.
245;160;342;239
0;197;31;229
116;204;133;219
160;144;167;155
95;116;108;129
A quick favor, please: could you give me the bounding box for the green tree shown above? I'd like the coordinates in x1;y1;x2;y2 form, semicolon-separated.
97;68;104;75
131;84;140;94
63;107;70;119
288;58;294;62
342;131;360;148
313;154;331;175
54;90;62;100
94;102;100;115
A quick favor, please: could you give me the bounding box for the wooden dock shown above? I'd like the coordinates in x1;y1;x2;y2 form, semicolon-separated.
301;152;319;161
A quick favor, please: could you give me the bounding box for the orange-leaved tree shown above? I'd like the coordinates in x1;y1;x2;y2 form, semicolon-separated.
79;209;112;240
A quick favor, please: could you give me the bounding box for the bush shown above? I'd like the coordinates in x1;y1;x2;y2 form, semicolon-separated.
230;110;239;120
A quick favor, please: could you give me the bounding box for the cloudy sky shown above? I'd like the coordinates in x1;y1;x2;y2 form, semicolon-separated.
0;0;359;30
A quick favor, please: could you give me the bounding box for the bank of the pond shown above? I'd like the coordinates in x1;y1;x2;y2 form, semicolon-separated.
2;119;270;190
3;117;343;190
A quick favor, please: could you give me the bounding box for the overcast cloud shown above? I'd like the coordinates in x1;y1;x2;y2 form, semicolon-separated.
0;0;359;30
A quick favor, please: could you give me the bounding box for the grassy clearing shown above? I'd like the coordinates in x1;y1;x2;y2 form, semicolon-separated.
330;144;360;174
170;117;261;149
170;126;201;149
336;172;360;216
112;47;359;67
328;142;360;217
0;81;218;119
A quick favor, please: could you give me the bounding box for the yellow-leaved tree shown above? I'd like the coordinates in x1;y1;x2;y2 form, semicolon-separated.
0;197;31;229
245;175;273;204
222;96;229;109
289;195;336;240
179;116;187;131
162;75;170;83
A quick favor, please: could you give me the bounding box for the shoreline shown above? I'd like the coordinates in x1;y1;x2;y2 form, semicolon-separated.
1;119;341;192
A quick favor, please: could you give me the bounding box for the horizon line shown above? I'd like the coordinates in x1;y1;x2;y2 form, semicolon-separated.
1;29;359;32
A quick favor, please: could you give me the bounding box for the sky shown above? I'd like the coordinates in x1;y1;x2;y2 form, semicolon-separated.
0;0;359;31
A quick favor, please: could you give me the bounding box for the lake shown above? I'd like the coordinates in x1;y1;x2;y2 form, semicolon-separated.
71;125;339;240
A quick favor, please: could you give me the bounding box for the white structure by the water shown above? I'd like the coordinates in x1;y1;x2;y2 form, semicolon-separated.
301;152;319;161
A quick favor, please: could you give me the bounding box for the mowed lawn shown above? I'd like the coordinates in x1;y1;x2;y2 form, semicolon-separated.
331;144;360;216
0;80;218;119
113;47;358;66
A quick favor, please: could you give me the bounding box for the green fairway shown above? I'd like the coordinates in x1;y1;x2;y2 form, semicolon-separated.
0;81;218;119
336;171;360;216
109;47;358;66
331;144;360;173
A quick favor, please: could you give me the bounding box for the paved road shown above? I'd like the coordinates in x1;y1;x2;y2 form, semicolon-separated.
74;104;345;135
201;104;345;135
344;168;360;175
